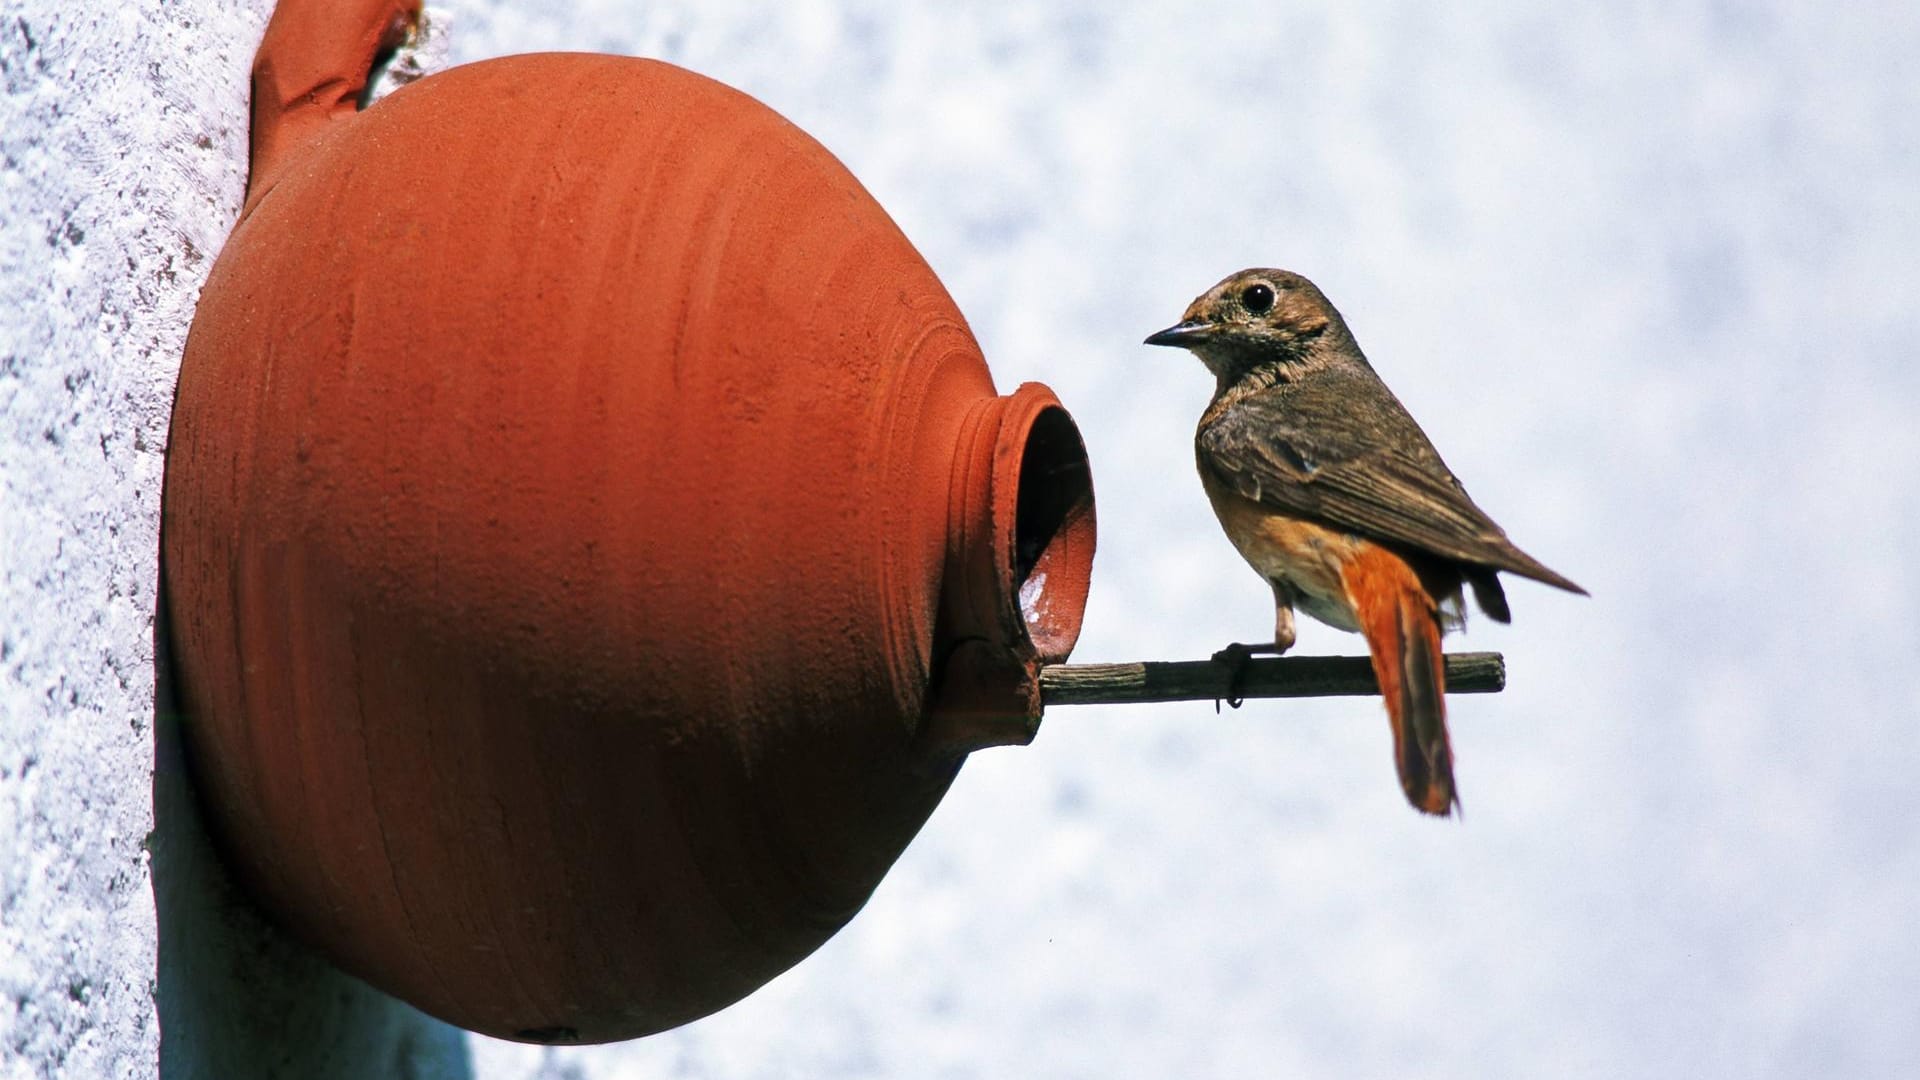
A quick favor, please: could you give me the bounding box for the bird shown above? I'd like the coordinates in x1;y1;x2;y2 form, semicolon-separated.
1145;268;1585;816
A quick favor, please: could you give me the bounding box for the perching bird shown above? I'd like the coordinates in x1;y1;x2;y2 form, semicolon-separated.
1145;269;1585;816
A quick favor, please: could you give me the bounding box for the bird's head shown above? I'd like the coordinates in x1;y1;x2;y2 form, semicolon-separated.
1144;268;1354;388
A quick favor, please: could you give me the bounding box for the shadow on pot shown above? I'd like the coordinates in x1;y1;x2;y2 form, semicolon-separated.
152;584;474;1079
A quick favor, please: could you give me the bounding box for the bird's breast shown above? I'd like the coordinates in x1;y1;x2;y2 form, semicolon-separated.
1195;460;1363;632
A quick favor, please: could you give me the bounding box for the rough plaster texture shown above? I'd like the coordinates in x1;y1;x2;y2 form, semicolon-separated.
1;4;247;1074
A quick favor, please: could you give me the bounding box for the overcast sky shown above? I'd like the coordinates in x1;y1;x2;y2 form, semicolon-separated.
436;4;1920;1077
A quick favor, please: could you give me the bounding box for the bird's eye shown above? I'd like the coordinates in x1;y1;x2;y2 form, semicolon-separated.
1241;283;1275;315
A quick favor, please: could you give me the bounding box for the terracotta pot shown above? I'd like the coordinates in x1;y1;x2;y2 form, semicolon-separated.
162;0;1095;1044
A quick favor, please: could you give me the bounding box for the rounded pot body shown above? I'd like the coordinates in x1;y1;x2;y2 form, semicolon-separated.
163;48;1092;1042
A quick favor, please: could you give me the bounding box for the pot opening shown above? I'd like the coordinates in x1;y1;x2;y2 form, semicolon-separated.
1012;405;1095;663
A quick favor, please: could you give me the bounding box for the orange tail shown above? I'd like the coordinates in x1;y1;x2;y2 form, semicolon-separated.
1340;546;1456;816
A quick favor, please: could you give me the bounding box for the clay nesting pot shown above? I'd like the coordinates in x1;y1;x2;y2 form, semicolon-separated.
162;0;1094;1043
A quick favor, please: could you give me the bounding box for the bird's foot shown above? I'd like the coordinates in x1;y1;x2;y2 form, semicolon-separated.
1211;641;1278;711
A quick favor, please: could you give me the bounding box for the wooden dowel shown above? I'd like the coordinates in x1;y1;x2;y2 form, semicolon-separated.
1038;652;1505;707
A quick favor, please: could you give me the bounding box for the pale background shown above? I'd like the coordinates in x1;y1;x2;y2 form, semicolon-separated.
3;2;1915;1078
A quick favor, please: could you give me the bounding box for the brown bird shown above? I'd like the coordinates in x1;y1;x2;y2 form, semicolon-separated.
1146;269;1585;816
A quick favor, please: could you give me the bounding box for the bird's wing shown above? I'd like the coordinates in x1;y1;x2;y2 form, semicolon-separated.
1196;370;1585;594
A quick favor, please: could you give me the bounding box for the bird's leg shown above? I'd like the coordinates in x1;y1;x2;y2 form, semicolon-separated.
1268;581;1299;654
1210;584;1298;710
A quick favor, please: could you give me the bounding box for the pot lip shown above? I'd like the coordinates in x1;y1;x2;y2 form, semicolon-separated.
922;381;1097;751
988;382;1096;665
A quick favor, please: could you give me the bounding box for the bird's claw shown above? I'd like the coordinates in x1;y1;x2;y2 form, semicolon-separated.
1211;642;1256;711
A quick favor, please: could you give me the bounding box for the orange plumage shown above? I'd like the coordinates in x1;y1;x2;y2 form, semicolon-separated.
1340;546;1455;816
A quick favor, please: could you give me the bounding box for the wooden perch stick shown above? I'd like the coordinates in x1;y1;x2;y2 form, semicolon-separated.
1038;652;1505;707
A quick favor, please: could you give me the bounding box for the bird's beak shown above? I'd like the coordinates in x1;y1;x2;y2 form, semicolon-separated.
1143;320;1214;348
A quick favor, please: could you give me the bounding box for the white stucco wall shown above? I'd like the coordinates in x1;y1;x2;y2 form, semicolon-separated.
3;5;247;1075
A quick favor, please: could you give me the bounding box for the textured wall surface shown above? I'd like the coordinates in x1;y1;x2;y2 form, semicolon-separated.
7;2;1920;1079
0;4;255;1075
